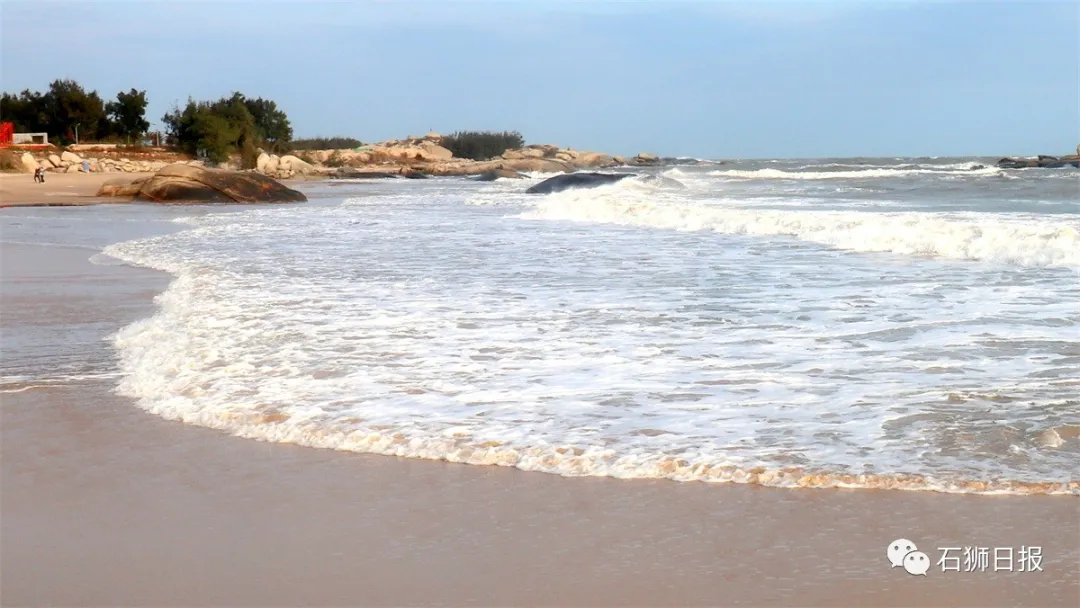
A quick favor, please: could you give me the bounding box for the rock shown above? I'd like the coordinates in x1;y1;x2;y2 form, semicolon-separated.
503;158;574;173
279;154;316;175
526;172;636;194
61;150;82;164
256;152;272;173
521;148;546;159
576;152;616;168
65;164;81;173
47;154;62;167
636;152;659;161
109;164;308;203
19;153;38;172
473;168;527;181
330;167;401;179
997;155;1080;169
419;142;453;161
96;177;150;197
501;150;525;160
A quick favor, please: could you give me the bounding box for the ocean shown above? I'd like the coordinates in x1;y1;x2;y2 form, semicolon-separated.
94;157;1079;495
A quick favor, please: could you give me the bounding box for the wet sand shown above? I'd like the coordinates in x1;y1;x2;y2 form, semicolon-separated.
1;207;1077;607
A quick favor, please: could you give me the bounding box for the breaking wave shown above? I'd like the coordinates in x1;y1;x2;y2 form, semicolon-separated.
709;166;1004;180
519;185;1080;268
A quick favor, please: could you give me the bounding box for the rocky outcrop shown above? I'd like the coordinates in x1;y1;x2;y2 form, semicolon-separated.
997;154;1080;169
98;164;307;203
526;172;635;194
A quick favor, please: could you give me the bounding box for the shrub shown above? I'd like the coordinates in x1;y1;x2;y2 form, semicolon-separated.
291;136;363;151
441;130;524;161
324;151;346;167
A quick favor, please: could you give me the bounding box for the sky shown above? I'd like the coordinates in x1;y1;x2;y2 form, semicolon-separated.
1;0;1077;159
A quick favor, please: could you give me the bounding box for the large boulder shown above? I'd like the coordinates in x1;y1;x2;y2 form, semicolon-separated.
278;154;317;175
526;172;636;194
47;154;62;167
256;152;272;173
99;164;307;203
60;150;82;164
19;152;38;172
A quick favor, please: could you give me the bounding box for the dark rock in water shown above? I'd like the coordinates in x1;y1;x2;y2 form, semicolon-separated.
330;167;400;179
402;170;429;179
124;164;306;203
526;172;635;194
969;164;985;170
997;155;1080;169
474;168;527;181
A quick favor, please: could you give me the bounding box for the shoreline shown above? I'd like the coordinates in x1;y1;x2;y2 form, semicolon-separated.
2;202;1077;606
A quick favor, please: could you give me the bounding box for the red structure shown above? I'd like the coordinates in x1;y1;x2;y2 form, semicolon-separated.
0;122;14;146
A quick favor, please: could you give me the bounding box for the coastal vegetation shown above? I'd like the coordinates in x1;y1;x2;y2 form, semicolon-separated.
291;136;363;151
441;130;525;161
1;80;152;144
162;93;293;167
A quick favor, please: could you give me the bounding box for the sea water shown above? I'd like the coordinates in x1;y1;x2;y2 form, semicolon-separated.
102;158;1080;494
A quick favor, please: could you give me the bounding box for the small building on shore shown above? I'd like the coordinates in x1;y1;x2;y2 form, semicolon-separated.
13;132;49;145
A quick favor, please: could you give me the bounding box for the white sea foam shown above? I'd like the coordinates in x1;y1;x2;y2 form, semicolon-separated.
709;166;1004;180
518;186;1080;268
101;171;1080;497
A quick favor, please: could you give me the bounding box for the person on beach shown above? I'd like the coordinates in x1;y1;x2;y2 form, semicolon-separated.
33;167;45;183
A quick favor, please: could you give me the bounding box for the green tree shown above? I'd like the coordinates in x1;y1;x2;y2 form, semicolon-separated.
239;95;292;153
106;88;151;142
41;79;108;144
162;92;291;165
1;89;50;133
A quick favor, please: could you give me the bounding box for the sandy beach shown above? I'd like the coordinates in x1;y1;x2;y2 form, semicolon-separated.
0;171;162;207
1;203;1078;607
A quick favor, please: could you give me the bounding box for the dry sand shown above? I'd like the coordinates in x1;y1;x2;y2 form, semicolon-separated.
0;171;156;207
1;206;1077;607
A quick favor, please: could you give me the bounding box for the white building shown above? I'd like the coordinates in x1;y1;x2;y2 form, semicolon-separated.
13;132;48;145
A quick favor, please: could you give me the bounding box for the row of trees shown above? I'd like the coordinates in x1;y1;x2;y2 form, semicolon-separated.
2;80;529;164
1;80;151;144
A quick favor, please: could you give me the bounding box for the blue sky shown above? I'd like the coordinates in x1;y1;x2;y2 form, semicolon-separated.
2;0;1077;158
